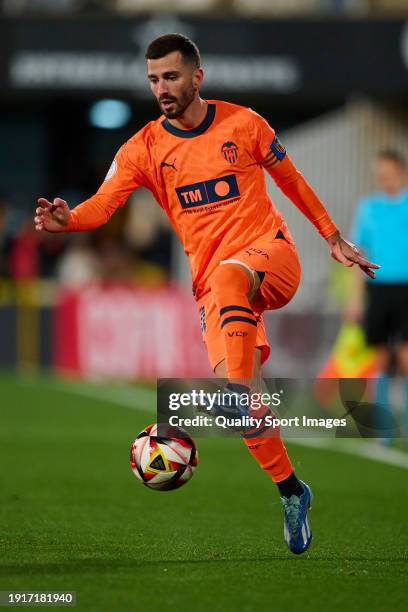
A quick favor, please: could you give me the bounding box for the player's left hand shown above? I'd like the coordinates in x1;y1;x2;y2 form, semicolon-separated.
326;231;380;279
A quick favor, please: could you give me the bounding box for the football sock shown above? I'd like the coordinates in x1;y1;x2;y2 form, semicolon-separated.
276;472;304;498
210;264;257;381
243;435;294;483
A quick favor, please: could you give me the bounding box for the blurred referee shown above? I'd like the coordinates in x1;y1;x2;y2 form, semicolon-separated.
348;150;408;437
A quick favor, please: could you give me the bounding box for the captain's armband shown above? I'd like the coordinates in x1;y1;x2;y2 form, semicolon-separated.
261;135;287;169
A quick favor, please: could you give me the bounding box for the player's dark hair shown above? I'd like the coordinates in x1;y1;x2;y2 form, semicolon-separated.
377;149;406;169
145;34;201;68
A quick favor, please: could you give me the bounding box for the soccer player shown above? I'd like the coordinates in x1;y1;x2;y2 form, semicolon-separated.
34;34;379;555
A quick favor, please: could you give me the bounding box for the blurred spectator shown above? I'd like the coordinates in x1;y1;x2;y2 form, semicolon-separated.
3;202;68;281
347;150;408;436
0;195;37;280
37;231;68;278
9;219;39;281
124;189;172;273
57;234;98;287
94;236;168;288
96;239;134;284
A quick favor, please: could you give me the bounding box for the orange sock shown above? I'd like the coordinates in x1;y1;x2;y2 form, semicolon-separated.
210;264;257;381
241;401;293;482
242;434;293;483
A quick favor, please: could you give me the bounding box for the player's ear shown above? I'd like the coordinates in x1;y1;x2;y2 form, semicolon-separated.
192;67;204;90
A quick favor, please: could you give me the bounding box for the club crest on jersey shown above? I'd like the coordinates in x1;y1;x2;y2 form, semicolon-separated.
176;174;240;209
221;141;239;164
270;136;286;161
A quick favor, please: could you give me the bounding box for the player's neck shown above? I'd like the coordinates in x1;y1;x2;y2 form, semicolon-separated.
168;97;208;131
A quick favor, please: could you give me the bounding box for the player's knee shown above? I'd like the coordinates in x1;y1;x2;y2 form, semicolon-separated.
210;263;251;295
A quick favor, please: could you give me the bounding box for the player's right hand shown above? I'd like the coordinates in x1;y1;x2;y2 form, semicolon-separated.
35;198;71;232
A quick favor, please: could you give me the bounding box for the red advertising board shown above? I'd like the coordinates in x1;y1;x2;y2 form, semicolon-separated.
53;284;212;379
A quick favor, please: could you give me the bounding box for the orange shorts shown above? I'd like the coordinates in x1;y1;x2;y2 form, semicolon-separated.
197;231;301;371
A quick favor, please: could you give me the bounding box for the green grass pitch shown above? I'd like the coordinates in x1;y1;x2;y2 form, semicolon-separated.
0;374;407;611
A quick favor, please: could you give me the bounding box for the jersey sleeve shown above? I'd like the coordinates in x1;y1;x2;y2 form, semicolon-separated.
248;108;278;163
265;153;338;239
248;109;337;239
66;135;148;232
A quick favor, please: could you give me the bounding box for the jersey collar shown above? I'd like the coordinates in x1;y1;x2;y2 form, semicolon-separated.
161;103;216;138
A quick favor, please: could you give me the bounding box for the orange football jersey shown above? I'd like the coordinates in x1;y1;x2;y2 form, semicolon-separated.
67;100;337;299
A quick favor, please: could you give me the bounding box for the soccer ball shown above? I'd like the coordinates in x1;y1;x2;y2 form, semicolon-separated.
130;423;198;491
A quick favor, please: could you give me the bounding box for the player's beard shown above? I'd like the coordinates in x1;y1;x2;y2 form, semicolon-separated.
158;84;196;119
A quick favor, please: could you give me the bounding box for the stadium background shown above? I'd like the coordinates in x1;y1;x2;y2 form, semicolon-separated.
1;3;407;611
1;1;408;378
